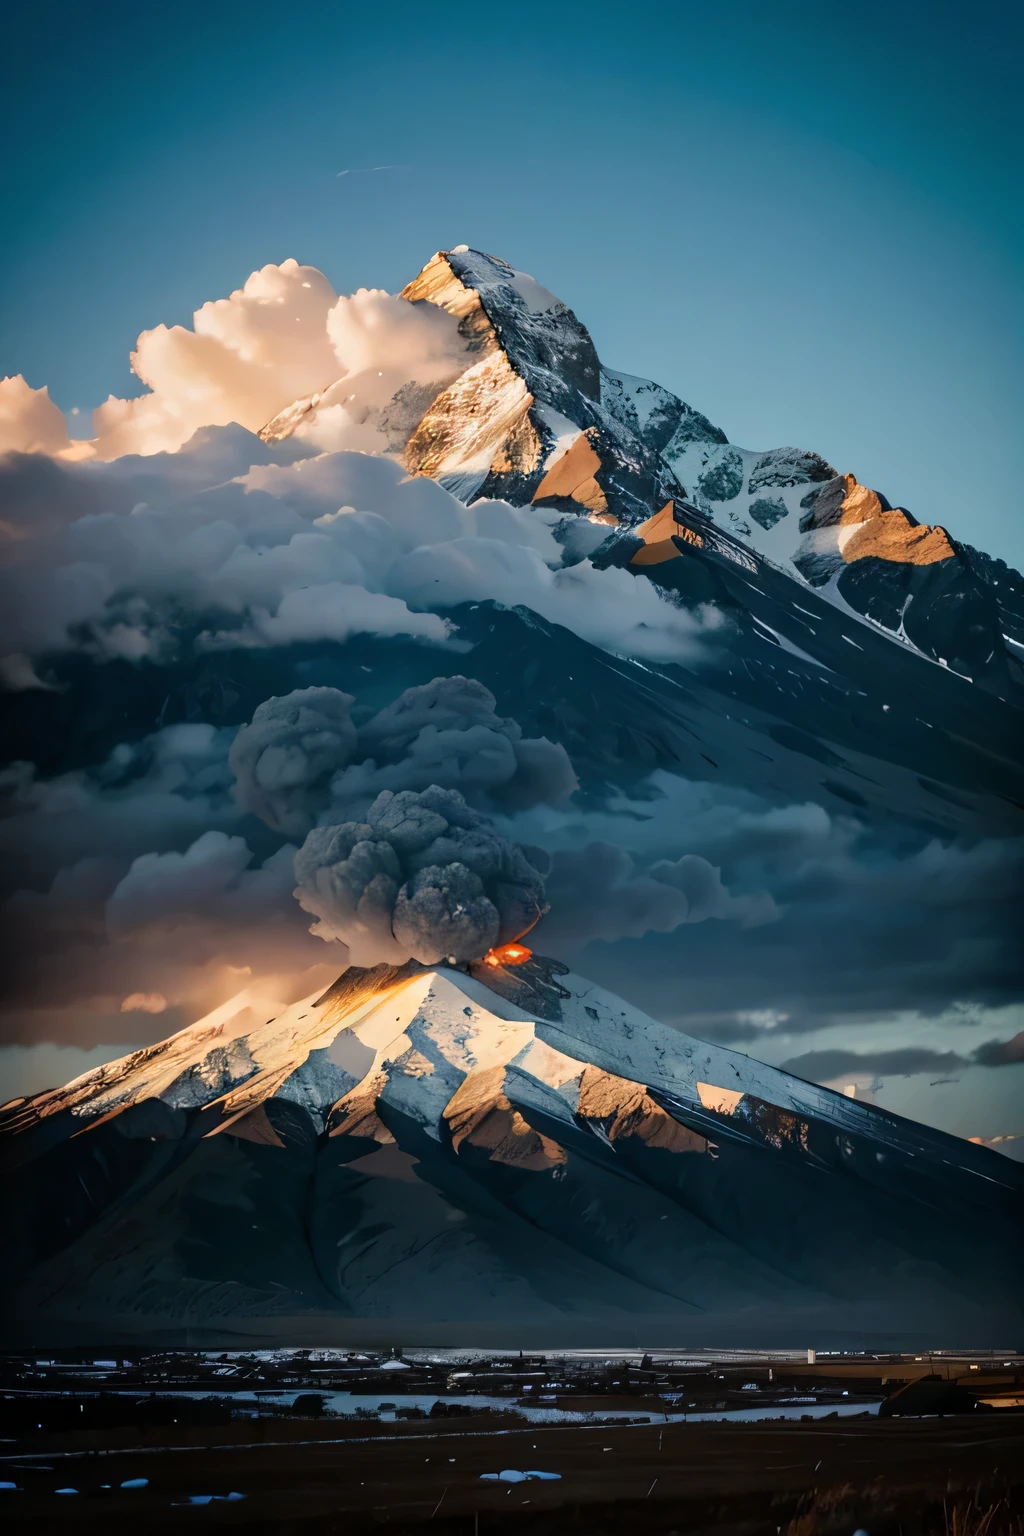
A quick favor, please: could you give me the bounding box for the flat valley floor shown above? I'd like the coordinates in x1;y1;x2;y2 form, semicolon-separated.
2;1412;1023;1535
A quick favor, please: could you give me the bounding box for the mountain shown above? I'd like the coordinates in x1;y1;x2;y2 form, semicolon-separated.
2;951;1021;1346
2;245;1021;1350
263;247;1023;694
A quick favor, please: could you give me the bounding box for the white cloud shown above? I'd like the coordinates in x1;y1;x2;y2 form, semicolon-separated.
3;432;705;667
326;285;466;384
386;537;726;663
0;257;722;670
75;263;468;462
204;581;451;650
91;260;341;459
0;376;71;456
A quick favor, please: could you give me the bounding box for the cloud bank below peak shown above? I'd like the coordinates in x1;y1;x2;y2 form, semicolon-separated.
0;422;722;672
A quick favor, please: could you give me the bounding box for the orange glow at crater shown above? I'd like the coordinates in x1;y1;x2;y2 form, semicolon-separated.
483;943;533;967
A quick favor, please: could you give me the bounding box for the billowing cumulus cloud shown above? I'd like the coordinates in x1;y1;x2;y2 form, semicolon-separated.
326;287;464;381
297;287;469;453
0;377;72;457
0;259;462;465
294;786;547;966
229;686;359;838
81;263;468;461
0;441;460;659
91;261;341;458
1;415;721;670
0;265;722;668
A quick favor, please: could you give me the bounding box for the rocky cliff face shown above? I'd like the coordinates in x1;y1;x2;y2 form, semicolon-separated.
260;247;1021;691
2;955;1021;1343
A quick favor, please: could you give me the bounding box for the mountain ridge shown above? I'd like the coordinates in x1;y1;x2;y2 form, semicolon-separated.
3;952;1021;1345
261;246;1021;693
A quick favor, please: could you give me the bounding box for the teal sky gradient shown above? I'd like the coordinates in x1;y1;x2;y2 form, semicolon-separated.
2;0;1022;563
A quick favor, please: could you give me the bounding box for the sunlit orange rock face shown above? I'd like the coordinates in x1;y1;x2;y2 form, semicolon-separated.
808;473;956;567
402;349;540;480
400;251;543;484
577;1066;708;1153
531;430;612;519
629;499;688;567
445;1064;566;1170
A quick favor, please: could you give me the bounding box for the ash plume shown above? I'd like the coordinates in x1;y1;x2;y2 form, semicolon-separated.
228;686;358;838
230;676;576;839
293;785;548;966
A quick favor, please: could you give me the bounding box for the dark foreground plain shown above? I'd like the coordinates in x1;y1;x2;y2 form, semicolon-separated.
2;1352;1023;1536
2;1414;1023;1535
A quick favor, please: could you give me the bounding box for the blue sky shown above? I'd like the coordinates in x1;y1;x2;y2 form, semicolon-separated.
2;0;1022;565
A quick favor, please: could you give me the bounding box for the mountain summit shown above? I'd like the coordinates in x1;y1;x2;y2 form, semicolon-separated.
263;246;1023;692
2;950;1021;1345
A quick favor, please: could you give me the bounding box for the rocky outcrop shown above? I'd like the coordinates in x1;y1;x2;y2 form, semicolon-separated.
260;390;324;444
259;248;683;524
400;249;681;520
798;475;953;570
961;543;1024;649
575;1064;708;1153
531;430;611;519
600;368;726;455
403;349;539;484
748;496;788;530
794;474;1008;677
697;445;745;501
748;446;836;493
627;500;698;566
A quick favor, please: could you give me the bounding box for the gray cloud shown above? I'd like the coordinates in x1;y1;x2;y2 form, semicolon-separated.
509;772;1024;1038
0;675;571;1043
533;841;778;950
0;723;240;897
973;1031;1024;1067
229;686;358;838
0;832;333;1046
779;1046;969;1084
230;677;577;841
339;676;577;816
106;831;299;940
294;786;547;967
